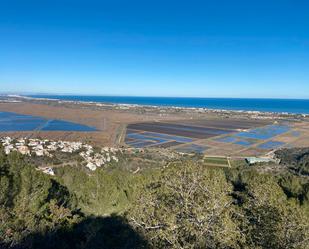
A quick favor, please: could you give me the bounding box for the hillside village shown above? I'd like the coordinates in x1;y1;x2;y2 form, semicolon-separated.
0;136;121;172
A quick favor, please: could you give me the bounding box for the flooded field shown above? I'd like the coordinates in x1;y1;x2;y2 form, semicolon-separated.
235;125;290;140
258;141;285;149
0;112;98;132
214;125;291;150
124;118;309;156
125;119;271;153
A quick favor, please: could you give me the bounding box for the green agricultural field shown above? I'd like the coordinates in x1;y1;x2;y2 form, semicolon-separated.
203;156;229;167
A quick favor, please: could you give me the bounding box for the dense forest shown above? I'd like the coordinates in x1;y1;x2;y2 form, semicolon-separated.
0;147;308;249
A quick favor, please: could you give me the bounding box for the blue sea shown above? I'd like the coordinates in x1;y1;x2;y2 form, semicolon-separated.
27;95;309;114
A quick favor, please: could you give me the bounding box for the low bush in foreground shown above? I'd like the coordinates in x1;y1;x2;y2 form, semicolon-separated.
0;149;308;249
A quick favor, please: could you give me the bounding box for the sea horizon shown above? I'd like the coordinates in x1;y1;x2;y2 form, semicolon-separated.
21;94;309;115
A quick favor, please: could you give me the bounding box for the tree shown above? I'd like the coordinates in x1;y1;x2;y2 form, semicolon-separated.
236;172;309;249
0;149;80;247
129;162;242;249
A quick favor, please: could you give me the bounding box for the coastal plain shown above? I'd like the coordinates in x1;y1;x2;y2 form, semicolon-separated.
1;96;309;157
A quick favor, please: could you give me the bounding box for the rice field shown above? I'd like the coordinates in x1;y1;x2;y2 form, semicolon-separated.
213;124;295;150
258;141;285;149
124;119;272;153
235;125;290;140
124;119;303;155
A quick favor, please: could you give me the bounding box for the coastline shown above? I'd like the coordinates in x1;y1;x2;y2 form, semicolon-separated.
7;94;309;117
0;95;309;156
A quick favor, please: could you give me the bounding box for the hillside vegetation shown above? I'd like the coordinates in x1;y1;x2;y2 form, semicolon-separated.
0;147;308;249
275;147;309;175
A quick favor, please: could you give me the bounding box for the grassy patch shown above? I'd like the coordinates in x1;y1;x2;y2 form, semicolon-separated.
204;157;229;166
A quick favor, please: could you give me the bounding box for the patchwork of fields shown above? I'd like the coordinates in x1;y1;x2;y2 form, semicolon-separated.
125;119;308;156
214;125;290;150
1;106;308;157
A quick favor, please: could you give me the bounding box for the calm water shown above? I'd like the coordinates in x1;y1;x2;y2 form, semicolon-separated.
0;112;97;132
28;95;309;114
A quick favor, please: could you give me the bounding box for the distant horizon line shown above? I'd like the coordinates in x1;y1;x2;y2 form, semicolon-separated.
1;92;309;101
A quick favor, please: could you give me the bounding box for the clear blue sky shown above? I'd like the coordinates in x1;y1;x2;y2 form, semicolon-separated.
0;0;308;98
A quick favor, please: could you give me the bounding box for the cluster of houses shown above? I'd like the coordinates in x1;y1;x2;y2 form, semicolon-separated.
79;146;119;171
0;137;121;172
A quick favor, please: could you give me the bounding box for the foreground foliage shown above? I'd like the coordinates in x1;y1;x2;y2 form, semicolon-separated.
0;148;308;249
275;147;309;175
129;163;242;249
129;163;309;249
